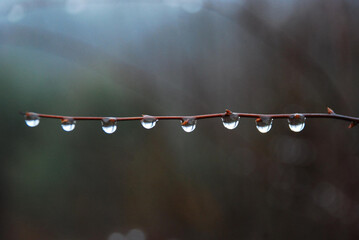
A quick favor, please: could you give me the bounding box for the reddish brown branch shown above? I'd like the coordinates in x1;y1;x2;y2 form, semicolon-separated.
22;107;359;129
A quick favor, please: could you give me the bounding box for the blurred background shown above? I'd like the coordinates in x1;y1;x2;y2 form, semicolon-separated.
1;0;359;239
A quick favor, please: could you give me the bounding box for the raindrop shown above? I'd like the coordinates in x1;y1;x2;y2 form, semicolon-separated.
61;118;76;132
222;113;239;130
102;117;117;134
141;115;158;129
256;117;273;133
24;112;40;127
288;114;306;132
181;118;197;133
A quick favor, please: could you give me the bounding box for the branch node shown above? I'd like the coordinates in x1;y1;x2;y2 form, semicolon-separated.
294;113;301;119
327;107;335;114
61;118;74;123
225;109;232;116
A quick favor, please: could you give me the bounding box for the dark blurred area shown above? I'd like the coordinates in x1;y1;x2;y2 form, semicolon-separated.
1;0;359;239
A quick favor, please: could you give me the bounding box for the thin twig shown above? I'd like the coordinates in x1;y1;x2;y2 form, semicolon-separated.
21;107;359;129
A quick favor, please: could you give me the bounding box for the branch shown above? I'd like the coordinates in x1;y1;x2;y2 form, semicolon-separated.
21;107;359;134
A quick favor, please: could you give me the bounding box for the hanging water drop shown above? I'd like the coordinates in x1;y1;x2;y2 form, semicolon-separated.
61;118;76;132
24;112;40;127
222;113;239;130
181;118;197;133
288;114;306;132
255;117;273;133
102;117;117;134
141;115;158;129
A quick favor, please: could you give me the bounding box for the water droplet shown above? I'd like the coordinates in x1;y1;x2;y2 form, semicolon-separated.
61;118;76;132
102;117;117;134
24;112;40;127
141;115;158;129
181;118;197;132
222;114;239;130
256;117;273;133
288;114;306;132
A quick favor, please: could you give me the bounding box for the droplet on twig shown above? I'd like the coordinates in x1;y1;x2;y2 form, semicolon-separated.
255;116;273;133
222;110;239;130
24;112;40;127
141;115;158;129
101;117;117;134
181;118;197;133
288;114;306;132
61;118;76;132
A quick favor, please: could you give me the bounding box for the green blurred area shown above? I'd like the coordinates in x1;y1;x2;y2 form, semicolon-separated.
1;1;359;240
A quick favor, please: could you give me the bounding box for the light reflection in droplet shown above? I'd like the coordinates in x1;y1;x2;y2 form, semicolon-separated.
61;118;76;132
24;113;40;127
181;118;197;132
141;115;158;129
288;113;306;132
102;117;117;134
255;117;273;133
222;114;239;130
